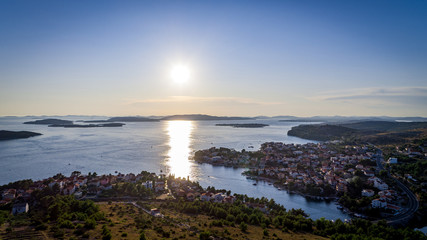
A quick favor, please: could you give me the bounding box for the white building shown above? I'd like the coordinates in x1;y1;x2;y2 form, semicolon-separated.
200;193;212;202
361;189;375;197
388;158;398;164
372;199;387;208
374;180;388;190
213;193;225;202
142;181;153;189
12;203;29;215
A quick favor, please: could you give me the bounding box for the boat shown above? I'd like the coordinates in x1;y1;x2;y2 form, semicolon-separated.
253;183;257;186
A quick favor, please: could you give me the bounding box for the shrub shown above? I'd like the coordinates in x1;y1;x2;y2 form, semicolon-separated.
84;218;96;229
139;231;147;240
240;222;248;233
199;231;211;240
263;229;269;236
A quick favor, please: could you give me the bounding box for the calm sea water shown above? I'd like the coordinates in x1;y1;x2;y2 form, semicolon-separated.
0;116;350;220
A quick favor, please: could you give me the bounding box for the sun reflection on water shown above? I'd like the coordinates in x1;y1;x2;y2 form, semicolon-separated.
166;121;193;179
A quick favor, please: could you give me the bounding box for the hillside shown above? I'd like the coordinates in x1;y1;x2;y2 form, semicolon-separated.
340;121;427;132
287;124;359;141
288;121;427;143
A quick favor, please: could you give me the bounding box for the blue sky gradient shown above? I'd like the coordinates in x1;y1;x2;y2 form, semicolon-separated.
1;0;426;116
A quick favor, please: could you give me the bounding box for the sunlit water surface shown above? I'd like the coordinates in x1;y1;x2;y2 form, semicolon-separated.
0;116;350;220
166;121;193;178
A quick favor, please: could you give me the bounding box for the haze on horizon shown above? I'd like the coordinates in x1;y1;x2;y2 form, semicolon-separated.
0;1;426;117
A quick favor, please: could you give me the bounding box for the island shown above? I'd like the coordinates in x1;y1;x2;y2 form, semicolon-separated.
22;118;126;128
161;114;254;121
48;123;125;128
106;117;159;122
23;118;73;125
0;130;42;141
216;123;269;128
81;117;159;123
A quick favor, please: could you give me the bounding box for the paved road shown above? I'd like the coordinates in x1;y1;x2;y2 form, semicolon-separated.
375;149;419;225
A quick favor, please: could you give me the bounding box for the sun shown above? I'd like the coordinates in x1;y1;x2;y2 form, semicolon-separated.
170;64;190;83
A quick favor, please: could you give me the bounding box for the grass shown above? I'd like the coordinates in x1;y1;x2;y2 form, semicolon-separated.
0;201;328;240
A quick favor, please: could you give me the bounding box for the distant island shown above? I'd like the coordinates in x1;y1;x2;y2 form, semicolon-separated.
82;117;159;123
49;123;125;128
23;118;125;128
160;114;253;121
279;119;320;123
23;118;73;125
0;130;42;141
79;114;253;122
215;123;269;128
106;117;159;122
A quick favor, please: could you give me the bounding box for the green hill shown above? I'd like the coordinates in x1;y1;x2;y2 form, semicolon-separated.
288;124;359;141
340;121;427;132
287;121;427;143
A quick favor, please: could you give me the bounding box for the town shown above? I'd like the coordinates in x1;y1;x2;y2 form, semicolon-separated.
194;141;422;222
0;168;426;239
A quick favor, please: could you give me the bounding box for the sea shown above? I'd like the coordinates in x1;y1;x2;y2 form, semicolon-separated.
0;116;350;220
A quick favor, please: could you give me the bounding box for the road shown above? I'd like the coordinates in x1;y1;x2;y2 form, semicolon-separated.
374;149;419;225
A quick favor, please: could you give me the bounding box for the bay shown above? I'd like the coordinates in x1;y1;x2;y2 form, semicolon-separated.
0;116;350;220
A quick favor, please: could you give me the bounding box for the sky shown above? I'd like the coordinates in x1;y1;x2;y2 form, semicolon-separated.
0;0;426;117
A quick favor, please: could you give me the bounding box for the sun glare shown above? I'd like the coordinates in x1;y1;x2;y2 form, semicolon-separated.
166;120;193;179
170;64;190;83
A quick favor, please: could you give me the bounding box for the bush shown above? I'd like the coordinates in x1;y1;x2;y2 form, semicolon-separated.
84;218;96;229
263;229;269;236
199;231;211;240
240;222;248;233
58;219;74;229
102;225;112;240
139;231;147;240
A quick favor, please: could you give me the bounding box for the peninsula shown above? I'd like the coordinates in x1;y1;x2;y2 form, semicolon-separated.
287;121;427;143
0;130;42;141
